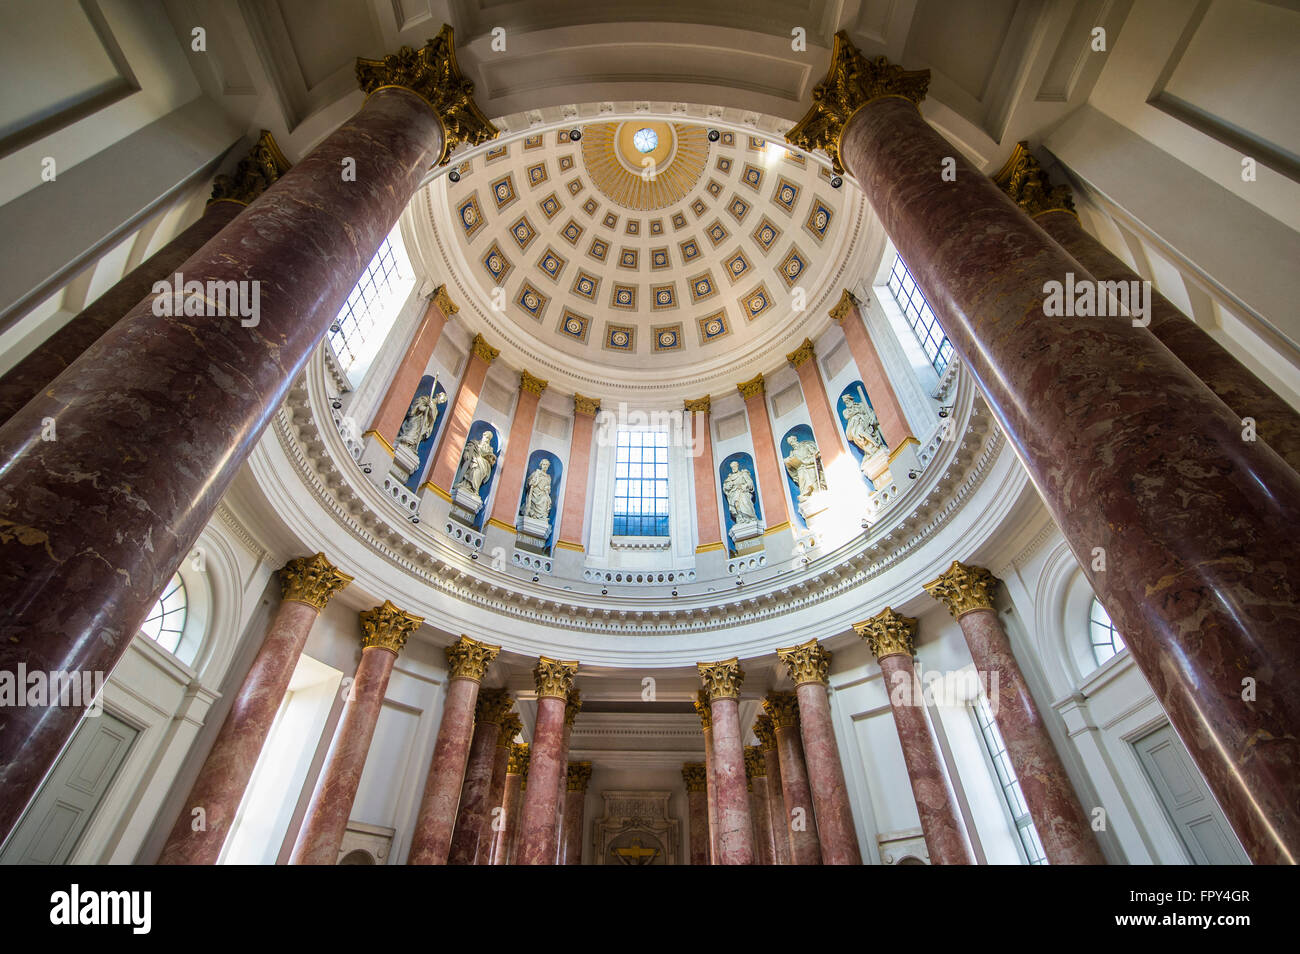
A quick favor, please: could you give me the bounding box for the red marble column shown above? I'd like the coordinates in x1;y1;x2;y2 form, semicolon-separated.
552;689;581;863
737;374;791;527
786;340;848;468
745;746;776;864
0;132;291;425
448;689;514;864
776;639;862;864
365;286;456;453
290;601;422;864
854;607;973;865
695;692;720;864
479;712;521;864
426;334;497;493
157;554;350;864
492;742;528;864
993;143;1300;476
698;658;755;865
682;762;710;865
516;657;578;864
925;561;1106;864
0;29;498;842
487;371;546;528
407;635;501;865
794;35;1300;864
754;713;792;865
764;692;822;865
562;761;592;865
828;290;915;451
686;397;723;551
555;395;599;552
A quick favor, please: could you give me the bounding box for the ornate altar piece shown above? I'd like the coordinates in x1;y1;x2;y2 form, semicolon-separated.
594;791;679;865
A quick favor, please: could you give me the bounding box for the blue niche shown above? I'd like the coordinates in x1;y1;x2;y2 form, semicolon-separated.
835;381;886;490
452;420;502;530
402;375;449;492
517;449;563;553
717;452;762;554
779;423;821;530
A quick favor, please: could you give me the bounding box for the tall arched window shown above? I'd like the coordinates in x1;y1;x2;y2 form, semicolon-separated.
141;573;188;655
1089;597;1127;666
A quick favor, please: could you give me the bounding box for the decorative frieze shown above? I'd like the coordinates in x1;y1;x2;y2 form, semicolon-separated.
697;658;744;701
853;607;917;660
445;635;501;682
279;552;353;611
776;638;832;686
923;560;1000;619
359;600;424;654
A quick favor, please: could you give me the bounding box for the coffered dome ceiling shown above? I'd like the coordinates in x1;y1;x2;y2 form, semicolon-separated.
411;114;878;398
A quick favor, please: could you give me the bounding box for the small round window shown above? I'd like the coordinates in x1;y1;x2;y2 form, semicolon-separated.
141;573;188;655
632;128;658;154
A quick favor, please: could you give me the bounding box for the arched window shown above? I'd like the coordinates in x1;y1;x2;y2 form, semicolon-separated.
1089;597;1127;666
141;573;188;655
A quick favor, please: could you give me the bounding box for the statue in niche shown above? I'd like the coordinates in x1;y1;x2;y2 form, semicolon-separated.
722;461;758;528
784;434;827;507
840;388;886;462
523;459;553;521
396;390;447;452
454;432;497;498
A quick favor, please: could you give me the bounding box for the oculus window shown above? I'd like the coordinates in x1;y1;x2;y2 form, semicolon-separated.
613;430;670;537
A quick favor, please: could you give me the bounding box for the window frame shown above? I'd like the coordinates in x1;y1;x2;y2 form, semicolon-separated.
885;252;954;376
971;692;1049;865
611;428;671;539
1089;597;1128;667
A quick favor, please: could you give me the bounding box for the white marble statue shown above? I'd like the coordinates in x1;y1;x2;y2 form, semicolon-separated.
396;391;446;452
784;434;827;506
454;432;497;498
722;460;758;527
841;388;885;459
524;459;553;520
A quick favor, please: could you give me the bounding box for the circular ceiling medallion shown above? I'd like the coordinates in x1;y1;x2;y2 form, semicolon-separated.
582;121;707;211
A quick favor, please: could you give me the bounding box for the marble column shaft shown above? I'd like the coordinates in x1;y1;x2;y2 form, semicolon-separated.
0;199;244;424
556;396;598;549
739;377;791;526
708;696;755;864
761;745;792;865
683;763;710;866
448;694;510;865
488;374;545;526
517;695;566;864
561;762;591;866
834;53;1300;863
792;681;861;864
766;698;822;865
687;400;723;548
745;748;776;865
158;554;350;864
492;766;523;864
366;290;452;450
1036;208;1300;476
478;717;517;864
0;85;445;840
696;694;719;864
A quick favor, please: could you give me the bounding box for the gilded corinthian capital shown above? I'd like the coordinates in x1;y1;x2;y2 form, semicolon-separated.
736;373;765;399
573;393;601;416
991;142;1075;218
682;762;708;792
763;691;800;729
694;691;713;730
828;288;858;323
359;601;424;654
684;396;711;414
744;745;766;779
776;638;831;686
508;742;530;776
279;553;352;611
852;607;917;660
475;687;515;725
566;761;593;792
210;130;291;206
471;333;500;364
785;32;930;175
564;689;583;727
533;656;579;699
355;25;500;166
445;635;501;682
520;370;548;396
923;560;1000;619
430;284;459;317
785;338;816;369
752;712;777;749
697;658;744;701
498;712;523;747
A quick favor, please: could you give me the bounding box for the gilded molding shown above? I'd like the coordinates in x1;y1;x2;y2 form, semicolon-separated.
471;333;500;364
683;396;711;414
853;607;918;660
359;600;423;655
209;129;291;206
487;517;516;533
886;435;921;463
923;560;1000;619
776;638;831;687
785;31;930;174
752;712;777;750
279;552;352;611
991;141;1075;218
695;540;725;553
355;25;500;166
508;742;530;776
694;691;713;730
736;373;765;399
697;657;744;701
566;761;593;792
763;691;800;729
520;370;548;396
475;687;515;725
555;539;585;552
785;338;816;369
362;429;395;456
430;283;459;316
564;688;583;727
828;288;859;323
533;656;579;699
497;712;523;747
573;393;601;416
744;745;766;778
423;481;452;502
445;634;501;682
681;762;708;792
